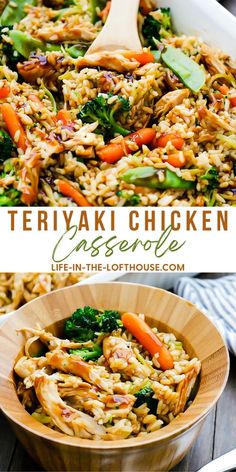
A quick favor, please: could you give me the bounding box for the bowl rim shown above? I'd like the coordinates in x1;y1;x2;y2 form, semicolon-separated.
0;271;123;325
0;282;230;450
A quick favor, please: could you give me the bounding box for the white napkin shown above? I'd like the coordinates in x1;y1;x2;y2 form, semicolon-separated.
174;275;236;354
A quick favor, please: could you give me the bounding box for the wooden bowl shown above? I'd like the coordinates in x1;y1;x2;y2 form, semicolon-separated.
0;283;229;472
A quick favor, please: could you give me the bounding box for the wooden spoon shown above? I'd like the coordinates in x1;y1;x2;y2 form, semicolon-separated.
86;0;141;55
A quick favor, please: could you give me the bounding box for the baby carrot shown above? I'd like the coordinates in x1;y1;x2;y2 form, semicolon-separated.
0;85;10;99
56;109;71;125
154;133;185;151
218;85;229;95
167;152;186;168
99;1;111;22
21;170;39;205
1;103;27;152
97;143;126;164
57;179;92;207
128;128;156;147
20;153;41;206
97;128;156;164
140;0;153;14
230;96;236;108
124;50;155;65
121;312;174;371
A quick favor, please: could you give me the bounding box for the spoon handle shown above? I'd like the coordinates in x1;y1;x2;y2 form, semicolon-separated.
87;0;141;54
198;449;236;472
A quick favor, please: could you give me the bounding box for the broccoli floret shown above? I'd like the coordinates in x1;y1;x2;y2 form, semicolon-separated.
142;16;161;49
55;0;104;23
233;162;236;176
160;7;172;30
128;194;141;206
67;325;95;342
0;187;21;206
134;385;158;414
200;167;219;207
205;189;217;207
0;130;15;162
142;8;172;48
0;26;24;70
200;166;219;190
97;310;122;333
64;306;123;342
117;190;141;206
77;93;131;139
69;344;102;361
64;305;100;341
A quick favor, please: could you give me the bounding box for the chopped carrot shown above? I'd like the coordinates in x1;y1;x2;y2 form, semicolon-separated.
154;133;185;150
20;152;41;205
123;50;154;65
1;103;27;152
127;128;156;147
217;86;236;107
97;128;156;164
99;1;111;22
218;85;229;95
121;312;174;371
195;195;205;207
21;168;39;205
0;85;10;99
97;143;126;164
57;179;91;207
56;109;71;126
230;96;236;108
167;152;186;168
140;0;153;15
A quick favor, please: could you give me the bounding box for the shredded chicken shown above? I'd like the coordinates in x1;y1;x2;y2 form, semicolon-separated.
14;356;47;379
47;350;114;392
17;382;36;410
76;51;140;73
201;44;226;75
154;89;190;117
62;387;135;421
34;373;106;438
175;364;200;415
102;394;136;418
63;122;104;157
17;53;71;86
103;336;153;379
36;17;97;43
56;373;97;394
18;58;57;85
18;328;94;351
198;106;236;132
14;320;201;440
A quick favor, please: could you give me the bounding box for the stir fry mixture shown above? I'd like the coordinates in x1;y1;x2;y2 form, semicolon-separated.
15;307;201;440
0;272;89;314
0;1;235;207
